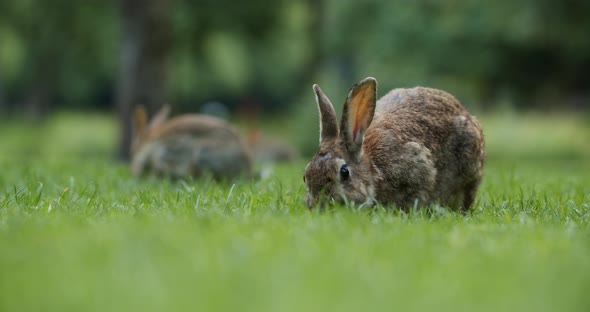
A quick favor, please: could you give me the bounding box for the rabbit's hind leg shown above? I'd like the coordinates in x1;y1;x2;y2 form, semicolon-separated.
461;178;481;213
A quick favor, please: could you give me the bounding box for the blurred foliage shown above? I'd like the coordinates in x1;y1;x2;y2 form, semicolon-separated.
0;0;589;114
325;0;590;108
0;1;117;109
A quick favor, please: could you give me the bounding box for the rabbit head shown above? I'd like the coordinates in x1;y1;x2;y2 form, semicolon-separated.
304;77;378;209
131;104;170;158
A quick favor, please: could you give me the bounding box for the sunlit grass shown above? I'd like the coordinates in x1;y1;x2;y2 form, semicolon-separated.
0;112;589;312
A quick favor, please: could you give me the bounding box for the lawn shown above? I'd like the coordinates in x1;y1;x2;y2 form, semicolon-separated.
0;112;589;312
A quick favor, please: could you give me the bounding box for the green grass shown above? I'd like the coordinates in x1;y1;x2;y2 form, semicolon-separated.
1;112;589;312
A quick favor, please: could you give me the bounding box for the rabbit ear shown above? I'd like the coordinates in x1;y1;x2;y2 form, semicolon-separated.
133;105;148;137
148;104;170;131
340;77;377;157
313;84;339;143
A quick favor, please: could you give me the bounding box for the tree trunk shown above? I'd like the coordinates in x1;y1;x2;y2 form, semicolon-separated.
116;0;171;160
23;53;55;120
0;70;5;114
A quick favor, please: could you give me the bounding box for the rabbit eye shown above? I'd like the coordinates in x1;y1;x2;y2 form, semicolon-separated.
303;175;306;183
340;164;350;181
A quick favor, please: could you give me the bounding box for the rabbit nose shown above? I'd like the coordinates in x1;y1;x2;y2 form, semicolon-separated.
305;192;324;209
318;195;338;208
305;195;330;210
358;198;376;209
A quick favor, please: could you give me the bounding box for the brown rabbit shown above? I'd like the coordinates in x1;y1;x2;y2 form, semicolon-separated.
131;105;253;180
303;77;486;211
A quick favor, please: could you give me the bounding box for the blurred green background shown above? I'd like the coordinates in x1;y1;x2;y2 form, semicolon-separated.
0;0;588;158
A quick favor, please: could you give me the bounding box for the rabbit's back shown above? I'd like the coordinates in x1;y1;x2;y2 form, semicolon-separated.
133;115;252;179
149;115;240;141
365;87;485;209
